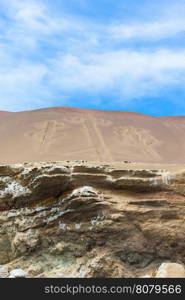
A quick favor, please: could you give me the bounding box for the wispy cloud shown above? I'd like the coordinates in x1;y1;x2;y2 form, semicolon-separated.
110;20;185;40
1;0;185;113
48;49;185;98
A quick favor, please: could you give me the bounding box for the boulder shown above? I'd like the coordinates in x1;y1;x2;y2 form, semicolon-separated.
9;269;28;278
155;263;185;278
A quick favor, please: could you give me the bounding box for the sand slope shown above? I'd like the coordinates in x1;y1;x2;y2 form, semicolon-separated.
0;106;185;163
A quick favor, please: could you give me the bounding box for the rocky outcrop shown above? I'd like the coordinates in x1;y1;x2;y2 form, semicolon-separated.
0;161;185;278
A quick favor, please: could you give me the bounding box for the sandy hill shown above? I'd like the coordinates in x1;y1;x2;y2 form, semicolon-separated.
0;106;185;163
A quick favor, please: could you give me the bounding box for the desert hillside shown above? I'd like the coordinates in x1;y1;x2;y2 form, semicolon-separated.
0;106;185;163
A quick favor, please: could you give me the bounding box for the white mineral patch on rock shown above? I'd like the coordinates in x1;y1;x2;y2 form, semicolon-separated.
0;176;12;183
59;222;66;229
45;166;71;174
46;209;74;224
12;164;24;169
7;209;22;218
71;186;97;197
75;223;81;229
35;206;47;212
31;174;68;186
60;186;98;204
51;207;60;213
149;178;158;185
21;167;34;175
90;214;104;226
0;181;31;198
157;171;174;185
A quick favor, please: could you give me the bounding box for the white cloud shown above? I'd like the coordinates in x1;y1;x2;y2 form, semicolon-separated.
1;0;185;111
110;20;185;40
0;61;50;111
48;49;185;99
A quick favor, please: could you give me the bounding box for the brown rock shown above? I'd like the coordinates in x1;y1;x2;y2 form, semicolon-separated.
0;161;185;278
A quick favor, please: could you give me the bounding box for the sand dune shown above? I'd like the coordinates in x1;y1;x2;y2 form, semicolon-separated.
0;106;185;163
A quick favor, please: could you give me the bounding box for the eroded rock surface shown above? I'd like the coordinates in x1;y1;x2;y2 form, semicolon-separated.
0;161;185;278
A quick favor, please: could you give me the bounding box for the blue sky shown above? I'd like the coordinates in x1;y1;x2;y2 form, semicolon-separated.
1;0;185;115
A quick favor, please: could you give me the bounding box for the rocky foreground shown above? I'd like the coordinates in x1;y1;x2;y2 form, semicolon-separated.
0;161;185;278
